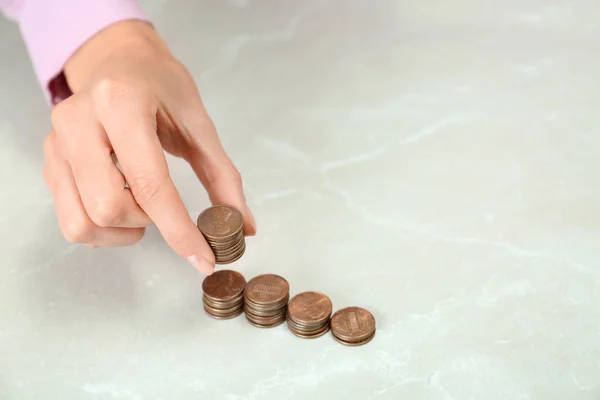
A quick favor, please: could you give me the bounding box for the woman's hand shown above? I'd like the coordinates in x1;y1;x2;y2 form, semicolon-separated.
42;20;255;275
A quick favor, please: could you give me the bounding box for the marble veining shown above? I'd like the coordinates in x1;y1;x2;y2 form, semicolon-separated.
1;0;600;399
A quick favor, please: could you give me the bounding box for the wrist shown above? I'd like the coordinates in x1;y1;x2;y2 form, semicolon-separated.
64;20;170;92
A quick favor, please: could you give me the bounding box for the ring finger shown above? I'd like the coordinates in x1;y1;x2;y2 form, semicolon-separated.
44;130;145;247
51;95;151;228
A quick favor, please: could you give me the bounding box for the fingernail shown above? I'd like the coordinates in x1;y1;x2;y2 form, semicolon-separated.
187;255;214;275
85;244;98;249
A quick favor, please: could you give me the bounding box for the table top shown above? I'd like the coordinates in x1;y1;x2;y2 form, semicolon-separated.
1;0;599;399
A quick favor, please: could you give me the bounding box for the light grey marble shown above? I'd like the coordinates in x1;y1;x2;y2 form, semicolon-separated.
1;0;600;399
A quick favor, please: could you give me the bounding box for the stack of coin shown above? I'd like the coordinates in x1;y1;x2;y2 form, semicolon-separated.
330;307;376;346
197;205;246;264
244;274;290;328
286;291;332;339
202;270;246;319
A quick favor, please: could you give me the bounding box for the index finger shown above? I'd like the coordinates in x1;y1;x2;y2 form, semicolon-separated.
98;86;214;274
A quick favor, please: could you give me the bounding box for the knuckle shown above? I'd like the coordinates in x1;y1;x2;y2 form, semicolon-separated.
50;97;77;131
93;78;153;115
94;77;129;101
129;174;165;207
88;197;123;227
60;215;95;243
93;78;132;112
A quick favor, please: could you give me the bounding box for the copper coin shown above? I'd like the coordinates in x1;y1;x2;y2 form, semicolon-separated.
330;307;376;343
206;227;243;240
202;293;244;309
212;242;244;255
286;315;329;333
202;270;246;302
216;246;246;265
244;309;287;325
244;274;290;306
213;243;246;261
210;238;244;252
288;322;330;339
243;303;287;317
197;205;243;240
332;330;376;347
331;307;375;342
244;294;289;312
204;306;244;320
214;239;245;257
216;248;245;261
204;301;244;316
246;316;286;329
287;291;332;328
207;232;244;248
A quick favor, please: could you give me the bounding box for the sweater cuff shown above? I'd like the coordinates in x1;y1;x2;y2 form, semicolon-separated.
18;0;149;104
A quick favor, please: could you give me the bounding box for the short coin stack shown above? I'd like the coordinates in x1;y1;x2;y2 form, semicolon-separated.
244;274;290;328
200;271;376;346
286;291;332;339
197;205;246;264
202;270;246;319
330;307;376;346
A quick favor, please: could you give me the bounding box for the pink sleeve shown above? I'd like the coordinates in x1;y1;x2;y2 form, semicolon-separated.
0;0;149;104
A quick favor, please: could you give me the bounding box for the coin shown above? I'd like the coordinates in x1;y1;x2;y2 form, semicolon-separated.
205;302;244;316
245;274;289;305
202;270;246;302
243;303;287;317
213;250;246;266
330;307;376;346
197;205;243;239
202;270;246;320
202;293;244;309
287;321;330;339
206;231;244;247
197;205;247;265
246;317;286;329
244;274;290;328
287;292;332;327
286;291;332;339
244;295;289;312
214;242;246;260
244;309;287;326
286;316;327;333
331;331;376;347
204;306;244;320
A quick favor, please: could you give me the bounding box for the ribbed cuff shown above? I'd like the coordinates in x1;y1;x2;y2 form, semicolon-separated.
18;0;149;104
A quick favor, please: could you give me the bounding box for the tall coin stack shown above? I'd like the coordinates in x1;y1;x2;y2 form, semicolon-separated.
243;274;290;328
197;205;246;264
330;307;376;346
202;270;246;319
286;291;332;339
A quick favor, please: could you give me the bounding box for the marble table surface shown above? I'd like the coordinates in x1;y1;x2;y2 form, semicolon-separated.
1;1;599;399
